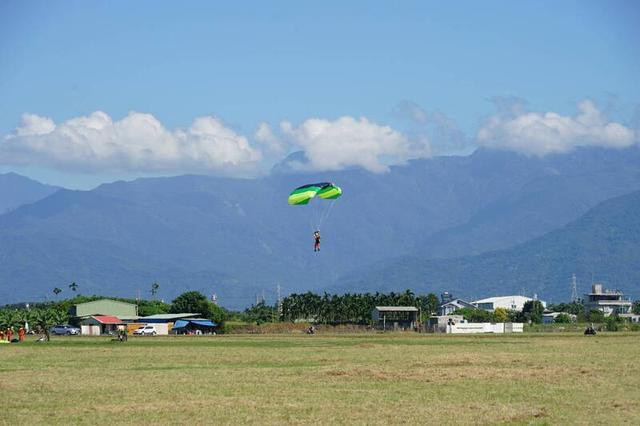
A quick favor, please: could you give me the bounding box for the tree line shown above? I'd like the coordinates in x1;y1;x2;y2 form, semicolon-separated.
242;294;640;326
0;290;228;340
239;290;440;325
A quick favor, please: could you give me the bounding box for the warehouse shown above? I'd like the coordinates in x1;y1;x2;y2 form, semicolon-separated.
372;306;419;331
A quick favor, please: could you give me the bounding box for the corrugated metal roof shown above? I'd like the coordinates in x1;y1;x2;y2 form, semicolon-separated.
76;299;136;307
139;313;200;320
92;315;123;324
374;306;419;312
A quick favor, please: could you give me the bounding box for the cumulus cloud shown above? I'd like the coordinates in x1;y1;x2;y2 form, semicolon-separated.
254;122;286;154
1;111;262;176
279;116;431;173
476;100;637;156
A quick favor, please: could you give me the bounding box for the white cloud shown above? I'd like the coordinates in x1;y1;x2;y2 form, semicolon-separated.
254;122;286;154
1;111;262;176
476;100;637;156
280;116;431;173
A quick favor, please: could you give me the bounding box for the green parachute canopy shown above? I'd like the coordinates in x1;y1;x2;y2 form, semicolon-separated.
288;182;342;205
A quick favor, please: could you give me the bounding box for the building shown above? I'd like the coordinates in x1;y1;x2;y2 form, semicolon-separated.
584;284;632;317
71;299;138;318
371;306;419;331
172;319;218;335
439;299;475;316
440;291;454;304
542;312;577;324
620;314;640;323
472;295;546;312
137;313;200;323
126;313;202;334
426;315;464;333
79;315;126;335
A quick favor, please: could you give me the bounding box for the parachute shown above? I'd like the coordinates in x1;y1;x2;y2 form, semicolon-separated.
288;182;342;233
288;182;342;205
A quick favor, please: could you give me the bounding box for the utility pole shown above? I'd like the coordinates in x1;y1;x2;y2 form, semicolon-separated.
571;274;578;303
276;284;283;321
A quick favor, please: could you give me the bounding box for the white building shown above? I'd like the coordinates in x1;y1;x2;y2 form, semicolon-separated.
438;299;475;316
472;295;546;312
584;284;632;317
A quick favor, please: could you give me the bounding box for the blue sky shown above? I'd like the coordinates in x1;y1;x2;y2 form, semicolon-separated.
1;0;639;188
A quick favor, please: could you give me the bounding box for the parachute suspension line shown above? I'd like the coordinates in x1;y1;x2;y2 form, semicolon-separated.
317;199;337;230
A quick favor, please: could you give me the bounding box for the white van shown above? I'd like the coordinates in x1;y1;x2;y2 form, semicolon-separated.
133;325;157;336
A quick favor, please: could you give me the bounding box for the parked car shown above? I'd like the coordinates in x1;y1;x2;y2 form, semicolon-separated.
51;325;80;335
133;325;157;336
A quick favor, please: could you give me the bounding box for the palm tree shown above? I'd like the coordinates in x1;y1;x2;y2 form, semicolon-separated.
69;282;78;292
29;308;59;341
151;282;160;298
53;287;62;298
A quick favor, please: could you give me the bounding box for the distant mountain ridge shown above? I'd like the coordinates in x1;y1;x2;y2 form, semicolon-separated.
0;146;639;308
0;172;61;214
336;189;640;302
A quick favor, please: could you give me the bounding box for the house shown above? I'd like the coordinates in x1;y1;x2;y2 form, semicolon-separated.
584;284;632;317
472;295;546;312
439;299;475;316
371;306;419;331
79;315;125;335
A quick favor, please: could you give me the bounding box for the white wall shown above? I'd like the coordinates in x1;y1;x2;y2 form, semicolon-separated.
447;322;523;334
81;325;100;335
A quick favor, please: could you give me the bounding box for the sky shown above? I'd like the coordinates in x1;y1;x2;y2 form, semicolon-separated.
0;0;639;189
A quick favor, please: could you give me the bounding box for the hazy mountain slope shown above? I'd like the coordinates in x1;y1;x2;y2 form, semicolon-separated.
0;147;639;308
420;155;640;258
0;172;61;213
336;189;640;302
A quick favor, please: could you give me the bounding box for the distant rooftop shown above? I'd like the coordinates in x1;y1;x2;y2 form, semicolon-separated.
139;313;200;320
374;306;419;312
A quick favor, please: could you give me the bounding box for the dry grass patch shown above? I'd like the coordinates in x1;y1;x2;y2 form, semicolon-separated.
1;333;639;425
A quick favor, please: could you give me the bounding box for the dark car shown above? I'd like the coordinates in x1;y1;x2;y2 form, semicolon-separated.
51;325;80;335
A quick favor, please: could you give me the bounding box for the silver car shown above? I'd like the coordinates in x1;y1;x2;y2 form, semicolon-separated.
51;325;81;335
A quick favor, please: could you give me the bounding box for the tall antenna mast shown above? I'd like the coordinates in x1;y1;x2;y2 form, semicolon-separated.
571;273;578;303
276;283;283;319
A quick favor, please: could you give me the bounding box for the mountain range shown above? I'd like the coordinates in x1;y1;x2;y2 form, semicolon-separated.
0;172;60;214
0;146;639;308
337;188;640;301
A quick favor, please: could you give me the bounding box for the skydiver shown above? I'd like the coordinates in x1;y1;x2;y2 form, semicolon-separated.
313;230;321;252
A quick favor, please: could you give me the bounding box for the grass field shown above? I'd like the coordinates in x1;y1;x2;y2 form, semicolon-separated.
1;332;639;425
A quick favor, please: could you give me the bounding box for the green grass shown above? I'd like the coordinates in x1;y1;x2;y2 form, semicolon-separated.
1;333;639;425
